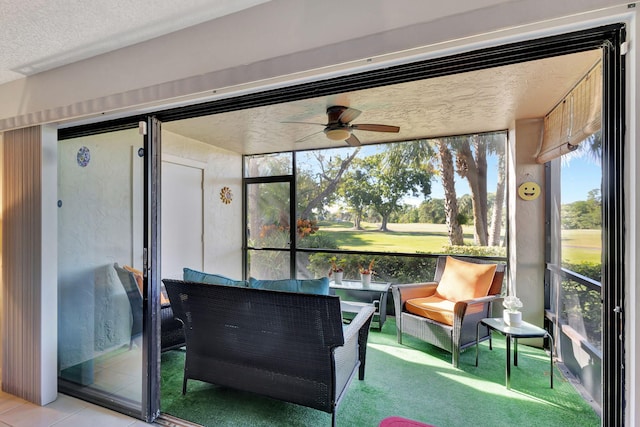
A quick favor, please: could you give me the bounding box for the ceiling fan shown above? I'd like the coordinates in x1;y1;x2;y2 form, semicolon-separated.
284;105;400;146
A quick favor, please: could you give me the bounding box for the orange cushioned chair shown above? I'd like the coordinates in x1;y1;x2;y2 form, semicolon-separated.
392;256;506;367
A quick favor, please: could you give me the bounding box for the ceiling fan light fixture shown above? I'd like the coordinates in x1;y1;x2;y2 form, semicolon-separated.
324;128;351;141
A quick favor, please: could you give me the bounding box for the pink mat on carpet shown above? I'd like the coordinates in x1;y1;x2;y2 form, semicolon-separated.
379;416;436;427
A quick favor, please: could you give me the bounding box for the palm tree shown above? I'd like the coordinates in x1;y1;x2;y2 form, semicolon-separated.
454;132;506;246
489;141;506;246
455;134;488;245
385;138;464;245
436;139;465;245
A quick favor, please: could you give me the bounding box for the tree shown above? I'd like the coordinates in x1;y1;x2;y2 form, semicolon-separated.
457;194;473;225
246;156;292;248
436;139;465;245
418;198;446;224
562;189;602;229
383;139;464;241
455;134;488;245
338;166;376;230
365;153;432;231
488;143;506;246
455;132;506;246
297;149;360;220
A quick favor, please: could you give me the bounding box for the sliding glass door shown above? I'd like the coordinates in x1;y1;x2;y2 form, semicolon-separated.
57;122;160;421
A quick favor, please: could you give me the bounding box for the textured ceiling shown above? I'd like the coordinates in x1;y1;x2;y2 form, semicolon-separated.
0;0;268;84
163;49;601;155
2;0;602;149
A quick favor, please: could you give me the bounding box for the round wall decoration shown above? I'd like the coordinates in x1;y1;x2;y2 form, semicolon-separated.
77;146;91;167
220;186;233;204
518;181;541;201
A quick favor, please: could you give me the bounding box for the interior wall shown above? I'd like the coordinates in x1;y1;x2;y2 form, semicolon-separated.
162;130;243;279
58;131;138;285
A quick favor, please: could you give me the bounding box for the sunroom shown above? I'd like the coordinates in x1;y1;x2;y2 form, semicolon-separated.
1;19;624;426
39;24;620;426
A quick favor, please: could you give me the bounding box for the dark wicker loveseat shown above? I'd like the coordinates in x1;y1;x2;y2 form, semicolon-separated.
163;279;375;426
160;302;185;352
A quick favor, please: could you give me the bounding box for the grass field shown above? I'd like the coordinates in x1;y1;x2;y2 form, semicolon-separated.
560;229;602;264
319;222;477;253
318;221;601;264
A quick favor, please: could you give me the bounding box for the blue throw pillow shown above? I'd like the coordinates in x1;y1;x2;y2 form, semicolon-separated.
298;277;330;295
249;277;329;295
183;268;248;287
249;278;298;292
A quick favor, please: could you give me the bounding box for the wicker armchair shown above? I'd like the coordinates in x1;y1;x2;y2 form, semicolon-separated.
163;279;375;427
392;256;506;367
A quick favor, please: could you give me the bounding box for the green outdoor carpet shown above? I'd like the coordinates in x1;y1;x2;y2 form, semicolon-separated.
160;319;600;427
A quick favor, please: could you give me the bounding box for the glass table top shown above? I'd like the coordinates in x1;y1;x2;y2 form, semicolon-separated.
481;317;548;337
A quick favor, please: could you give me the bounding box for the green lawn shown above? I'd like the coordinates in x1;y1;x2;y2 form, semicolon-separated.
319;222;478;253
561;229;602;264
318;221;601;264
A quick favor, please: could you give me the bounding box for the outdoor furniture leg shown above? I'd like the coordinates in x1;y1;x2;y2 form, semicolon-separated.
489;329;493;350
506;334;511;390
182;371;188;395
358;311;374;380
475;322;480;366
373;299;381;331
548;333;555;389
514;337;518;366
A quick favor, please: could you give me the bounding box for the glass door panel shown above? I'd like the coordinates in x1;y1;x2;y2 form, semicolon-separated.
246;181;291;279
57;128;145;415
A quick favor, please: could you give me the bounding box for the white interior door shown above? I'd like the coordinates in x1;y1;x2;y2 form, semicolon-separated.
161;159;204;279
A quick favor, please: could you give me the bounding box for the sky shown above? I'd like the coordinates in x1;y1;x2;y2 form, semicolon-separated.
560;153;602;203
297;139;602;207
405;144;602;206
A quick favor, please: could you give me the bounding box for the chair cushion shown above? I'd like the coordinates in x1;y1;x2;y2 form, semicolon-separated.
248;277;330;295
160;284;171;306
123;265;144;294
405;295;455;326
114;263;141;297
183;268;248;287
434;256;497;302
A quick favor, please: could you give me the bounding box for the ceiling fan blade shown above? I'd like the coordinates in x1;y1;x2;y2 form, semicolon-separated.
281;121;326;126
352;124;400;133
295;130;324;143
345;134;361;147
337;107;362;124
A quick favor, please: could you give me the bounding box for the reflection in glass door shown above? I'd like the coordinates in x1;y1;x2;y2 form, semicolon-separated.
246;181;292;279
57;128;146;416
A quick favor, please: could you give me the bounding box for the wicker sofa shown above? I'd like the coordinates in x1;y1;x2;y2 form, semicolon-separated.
163;278;375;426
160;301;186;352
392;256;506;367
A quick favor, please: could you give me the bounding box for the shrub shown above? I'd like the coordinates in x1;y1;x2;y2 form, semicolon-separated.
441;245;506;258
298;231;339;250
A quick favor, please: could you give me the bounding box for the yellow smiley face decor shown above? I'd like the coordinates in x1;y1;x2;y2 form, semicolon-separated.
518;181;541;201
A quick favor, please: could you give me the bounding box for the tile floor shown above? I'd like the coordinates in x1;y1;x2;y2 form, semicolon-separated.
0;390;157;426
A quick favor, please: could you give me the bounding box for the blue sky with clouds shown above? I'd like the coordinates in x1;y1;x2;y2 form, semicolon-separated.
298;139;601;207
